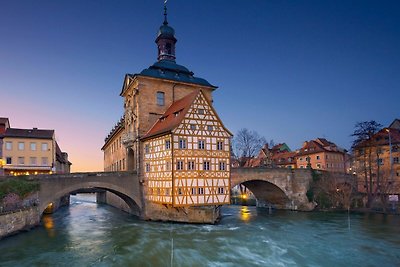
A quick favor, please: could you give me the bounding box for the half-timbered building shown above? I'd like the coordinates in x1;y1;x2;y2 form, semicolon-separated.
142;90;232;207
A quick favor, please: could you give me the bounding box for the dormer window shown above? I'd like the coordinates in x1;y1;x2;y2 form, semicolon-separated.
174;109;183;117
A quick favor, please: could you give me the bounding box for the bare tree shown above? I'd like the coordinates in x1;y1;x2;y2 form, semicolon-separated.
351;120;382;207
233;128;266;167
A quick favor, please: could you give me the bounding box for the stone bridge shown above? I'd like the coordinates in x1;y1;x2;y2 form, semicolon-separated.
34;171;142;216
231;168;315;211
32;168;316;219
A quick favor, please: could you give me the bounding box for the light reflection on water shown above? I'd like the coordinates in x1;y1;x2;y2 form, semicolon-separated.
0;194;399;267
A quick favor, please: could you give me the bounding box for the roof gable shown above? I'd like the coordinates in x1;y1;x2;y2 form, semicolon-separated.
142;90;232;140
141;90;199;140
173;91;233;137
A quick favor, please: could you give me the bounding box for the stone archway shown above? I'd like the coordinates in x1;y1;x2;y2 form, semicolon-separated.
240;180;291;209
127;148;135;171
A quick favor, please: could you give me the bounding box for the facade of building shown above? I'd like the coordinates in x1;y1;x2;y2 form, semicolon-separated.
0;119;71;176
102;6;232;215
102;118;126;172
295;138;346;172
0;118;11;176
353;119;400;194
272;151;297;169
142;90;231;207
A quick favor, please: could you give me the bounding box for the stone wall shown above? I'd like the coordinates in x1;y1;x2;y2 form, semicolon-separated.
97;191;137;215
0;207;40;239
144;202;220;224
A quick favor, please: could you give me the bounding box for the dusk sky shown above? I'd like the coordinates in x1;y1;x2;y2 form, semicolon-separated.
1;0;399;172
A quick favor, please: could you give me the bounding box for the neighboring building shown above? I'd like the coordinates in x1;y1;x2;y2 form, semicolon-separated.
102;117;126;172
353;119;400;193
142;90;232;207
240;143;293;168
102;7;232;211
0;118;11;176
0;120;71;176
272;151;297;169
296;138;346;172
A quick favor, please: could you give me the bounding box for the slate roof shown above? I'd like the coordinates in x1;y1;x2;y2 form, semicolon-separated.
142;90;200;140
4;128;54;139
137;59;217;88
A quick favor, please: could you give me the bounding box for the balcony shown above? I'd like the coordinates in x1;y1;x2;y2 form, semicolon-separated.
122;131;136;148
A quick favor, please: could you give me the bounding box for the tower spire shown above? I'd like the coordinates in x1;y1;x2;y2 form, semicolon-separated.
156;0;177;62
163;1;168;25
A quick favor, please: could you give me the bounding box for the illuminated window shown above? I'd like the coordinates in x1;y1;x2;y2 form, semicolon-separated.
157;91;165;106
18;142;25;151
41;143;48;151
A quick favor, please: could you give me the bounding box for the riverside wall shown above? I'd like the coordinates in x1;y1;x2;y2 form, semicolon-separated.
0;207;40;239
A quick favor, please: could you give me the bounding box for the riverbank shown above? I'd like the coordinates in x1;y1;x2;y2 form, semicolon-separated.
0;207;40;239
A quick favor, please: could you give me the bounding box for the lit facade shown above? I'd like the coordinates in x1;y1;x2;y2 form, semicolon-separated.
295;138;346;173
102;119;126;172
353;120;400;194
1;126;71;176
142;91;231;207
102;7;232;209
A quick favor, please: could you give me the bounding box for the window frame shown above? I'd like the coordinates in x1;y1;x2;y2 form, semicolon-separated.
156;91;165;106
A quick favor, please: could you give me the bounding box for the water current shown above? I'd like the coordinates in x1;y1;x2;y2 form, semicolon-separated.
0;194;399;266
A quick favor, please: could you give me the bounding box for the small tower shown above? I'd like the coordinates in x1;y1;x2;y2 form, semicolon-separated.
155;4;177;61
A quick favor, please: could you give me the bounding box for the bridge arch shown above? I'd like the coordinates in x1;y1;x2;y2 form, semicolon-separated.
39;181;141;216
37;172;142;216
231;168;315;210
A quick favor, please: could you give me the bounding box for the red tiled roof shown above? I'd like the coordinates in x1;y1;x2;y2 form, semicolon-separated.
297;138;343;156
356;128;400;148
272;151;297;165
142;90;200;140
4;128;54;139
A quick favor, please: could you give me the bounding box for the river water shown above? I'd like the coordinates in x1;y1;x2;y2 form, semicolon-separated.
0;194;399;267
